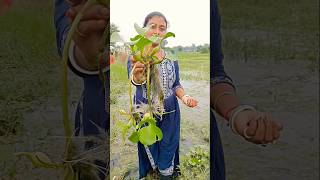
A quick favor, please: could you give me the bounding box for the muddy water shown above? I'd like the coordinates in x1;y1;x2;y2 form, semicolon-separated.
216;60;319;180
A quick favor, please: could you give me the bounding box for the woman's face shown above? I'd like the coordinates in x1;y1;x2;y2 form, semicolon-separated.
145;16;167;38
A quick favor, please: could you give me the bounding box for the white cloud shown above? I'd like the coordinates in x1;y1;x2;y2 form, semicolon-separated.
110;0;210;47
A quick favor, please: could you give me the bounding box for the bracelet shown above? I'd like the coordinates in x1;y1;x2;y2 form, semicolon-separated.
229;105;256;135
223;105;238;120
182;94;190;104
213;92;235;110
131;75;146;86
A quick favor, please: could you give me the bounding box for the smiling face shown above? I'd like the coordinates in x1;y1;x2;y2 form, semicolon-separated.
145;15;167;38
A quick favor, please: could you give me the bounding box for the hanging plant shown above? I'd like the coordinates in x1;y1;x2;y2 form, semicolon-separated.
112;23;175;146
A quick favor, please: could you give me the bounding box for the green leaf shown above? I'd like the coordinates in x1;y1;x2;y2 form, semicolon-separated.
130;34;143;41
135;38;152;51
145;117;157;126
138;126;156;146
15;152;61;169
151;55;163;65
151;125;163;141
130;44;138;53
163;32;175;39
134;23;147;35
128;131;139;143
121;123;131;142
148;35;162;43
137;116;156;129
150;46;160;56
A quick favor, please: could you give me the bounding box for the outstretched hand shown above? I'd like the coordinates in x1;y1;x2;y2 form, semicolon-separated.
182;95;198;108
233;110;283;145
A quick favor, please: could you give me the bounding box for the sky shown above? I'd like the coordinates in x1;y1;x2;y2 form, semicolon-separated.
110;0;210;47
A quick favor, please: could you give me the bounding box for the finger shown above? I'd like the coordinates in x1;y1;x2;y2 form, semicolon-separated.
193;99;198;107
253;116;266;144
77;19;107;36
135;68;144;74
190;99;197;107
246;115;259;137
264;113;274;142
81;5;109;21
187;98;191;106
66;8;77;21
134;62;145;68
68;4;109;22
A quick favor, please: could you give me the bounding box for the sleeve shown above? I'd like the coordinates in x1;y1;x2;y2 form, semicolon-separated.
210;0;235;89
54;0;70;57
54;0;103;77
127;57;132;79
173;60;183;91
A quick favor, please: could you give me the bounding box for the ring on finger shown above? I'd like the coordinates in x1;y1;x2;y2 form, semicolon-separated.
243;127;253;139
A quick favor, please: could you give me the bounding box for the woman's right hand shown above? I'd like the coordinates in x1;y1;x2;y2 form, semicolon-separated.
65;0;109;70
131;57;146;84
234;111;283;145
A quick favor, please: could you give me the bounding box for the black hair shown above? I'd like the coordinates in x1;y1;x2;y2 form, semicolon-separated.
143;11;168;28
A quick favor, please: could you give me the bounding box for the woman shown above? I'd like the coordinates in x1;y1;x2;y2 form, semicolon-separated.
128;11;198;179
211;0;283;179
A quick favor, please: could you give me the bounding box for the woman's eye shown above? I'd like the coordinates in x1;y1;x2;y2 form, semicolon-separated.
150;25;156;29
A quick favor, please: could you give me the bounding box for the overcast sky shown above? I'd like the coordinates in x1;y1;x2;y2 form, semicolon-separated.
111;0;210;47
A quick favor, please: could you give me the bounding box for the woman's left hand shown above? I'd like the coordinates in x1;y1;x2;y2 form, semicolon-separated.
182;95;198;108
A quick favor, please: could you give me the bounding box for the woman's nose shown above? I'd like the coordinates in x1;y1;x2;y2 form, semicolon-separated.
153;29;160;35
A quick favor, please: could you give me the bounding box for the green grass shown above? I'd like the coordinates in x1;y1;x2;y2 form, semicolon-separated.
110;63;129;104
177;52;210;81
0;1;60;136
219;0;319;70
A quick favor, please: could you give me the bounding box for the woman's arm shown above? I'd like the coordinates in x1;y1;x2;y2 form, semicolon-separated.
211;83;239;119
211;0;282;144
54;0;109;76
210;0;240;119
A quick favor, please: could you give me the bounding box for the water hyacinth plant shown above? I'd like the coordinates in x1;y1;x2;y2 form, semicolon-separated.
111;23;175;146
15;0;110;179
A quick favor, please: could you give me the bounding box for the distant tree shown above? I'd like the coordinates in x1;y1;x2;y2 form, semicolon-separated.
111;23;120;34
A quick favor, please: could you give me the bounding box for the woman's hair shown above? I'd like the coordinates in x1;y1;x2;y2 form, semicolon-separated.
143;11;168;28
